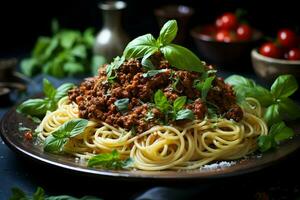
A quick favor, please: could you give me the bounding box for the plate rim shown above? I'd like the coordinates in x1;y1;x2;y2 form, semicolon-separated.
1;106;300;180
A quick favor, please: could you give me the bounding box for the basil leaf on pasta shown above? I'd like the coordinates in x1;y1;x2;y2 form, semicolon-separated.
54;82;75;102
173;96;186;112
88;150;132;169
154;90;170;113
271;74;298;98
43;78;56;99
175;109;195;121
114;98;130;112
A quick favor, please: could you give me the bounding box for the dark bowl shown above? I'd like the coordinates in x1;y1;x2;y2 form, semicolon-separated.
190;25;262;69
251;49;300;83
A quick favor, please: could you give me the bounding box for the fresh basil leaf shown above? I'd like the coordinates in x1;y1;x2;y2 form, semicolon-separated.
43;78;56;99
270;121;294;143
54;83;75;102
20;58;40;77
160;44;204;73
44;37;59;58
258;135;274;152
9;187;28;200
106;56;125;79
154;90;170;113
173;96;186;112
91;55;106;76
157;20;178;45
175;109;195;120
44;119;88;153
17;98;54;117
33;187;45;200
141;56;155;70
70;44;87;59
33;37;51;57
142;69;168;78
83;28;95;47
59;30;80;49
244;86;273;107
123;34;158;59
279;98;300;119
55;119;89;138
44;135;68;153
271;75;298;98
195;76;215;100
63;62;85;75
225;75;256;88
88;150;132;169
114;98;129;112
264;104;282;126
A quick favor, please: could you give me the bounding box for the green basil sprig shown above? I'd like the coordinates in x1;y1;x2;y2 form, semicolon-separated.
194;76;215;101
225;74;300;126
88;150;132;169
10;186;102;200
258;121;294;152
106;56;125;82
154;90;194;122
123;20;204;73
142;69;168;78
44;119;88;153
225;74;300;152
17;79;75;118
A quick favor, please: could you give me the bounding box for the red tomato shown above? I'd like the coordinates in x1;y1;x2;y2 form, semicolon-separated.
236;24;252;41
215;30;234;42
259;42;282;58
24;131;33;140
286;48;300;60
277;29;297;48
215;12;238;30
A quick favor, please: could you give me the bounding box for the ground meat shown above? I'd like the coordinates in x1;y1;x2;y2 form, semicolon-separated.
68;56;243;133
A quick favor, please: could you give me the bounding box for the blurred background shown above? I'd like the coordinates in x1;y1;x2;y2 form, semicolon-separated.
1;0;300;56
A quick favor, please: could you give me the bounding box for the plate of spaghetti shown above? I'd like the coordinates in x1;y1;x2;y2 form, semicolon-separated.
1;20;300;179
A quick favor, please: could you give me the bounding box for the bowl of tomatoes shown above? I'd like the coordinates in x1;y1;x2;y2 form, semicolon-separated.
252;29;300;82
190;11;262;68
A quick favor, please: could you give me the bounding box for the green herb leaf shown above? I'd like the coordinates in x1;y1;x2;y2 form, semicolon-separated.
33;37;51;57
17;99;53;117
154;90;170;113
195;76;215;100
160;44;204;73
244;86;273;106
141;56;155;70
43;78;56;99
270;121;294;143
63;62;85;75
173;96;186;112
20;58;40;77
33;187;45;200
54;83;75;102
114;98;129;112
9;187;27;200
264;104;282;126
225;75;256;88
123;34;158;59
44;119;88;153
258;121;294;152
106;56;125;79
59;30;80;49
279;98;300;119
271;75;298;98
51;19;59;34
83;28;95;47
175;109;195;121
88;150;132;169
142;69;168;78
257;135;274;152
157;20;178;45
70;44;87;59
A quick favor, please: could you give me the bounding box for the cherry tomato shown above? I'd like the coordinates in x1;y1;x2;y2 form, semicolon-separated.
215;12;238;30
259;42;282;58
286;48;300;60
277;29;297;48
215;30;234;42
236;24;252;41
24;131;33;140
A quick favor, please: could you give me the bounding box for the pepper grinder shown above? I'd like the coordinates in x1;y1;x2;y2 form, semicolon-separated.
94;1;129;62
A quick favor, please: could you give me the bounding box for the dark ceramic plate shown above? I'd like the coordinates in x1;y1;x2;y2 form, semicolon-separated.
1;106;300;180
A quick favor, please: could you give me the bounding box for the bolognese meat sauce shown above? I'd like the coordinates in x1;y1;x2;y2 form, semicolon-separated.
68;54;243;133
